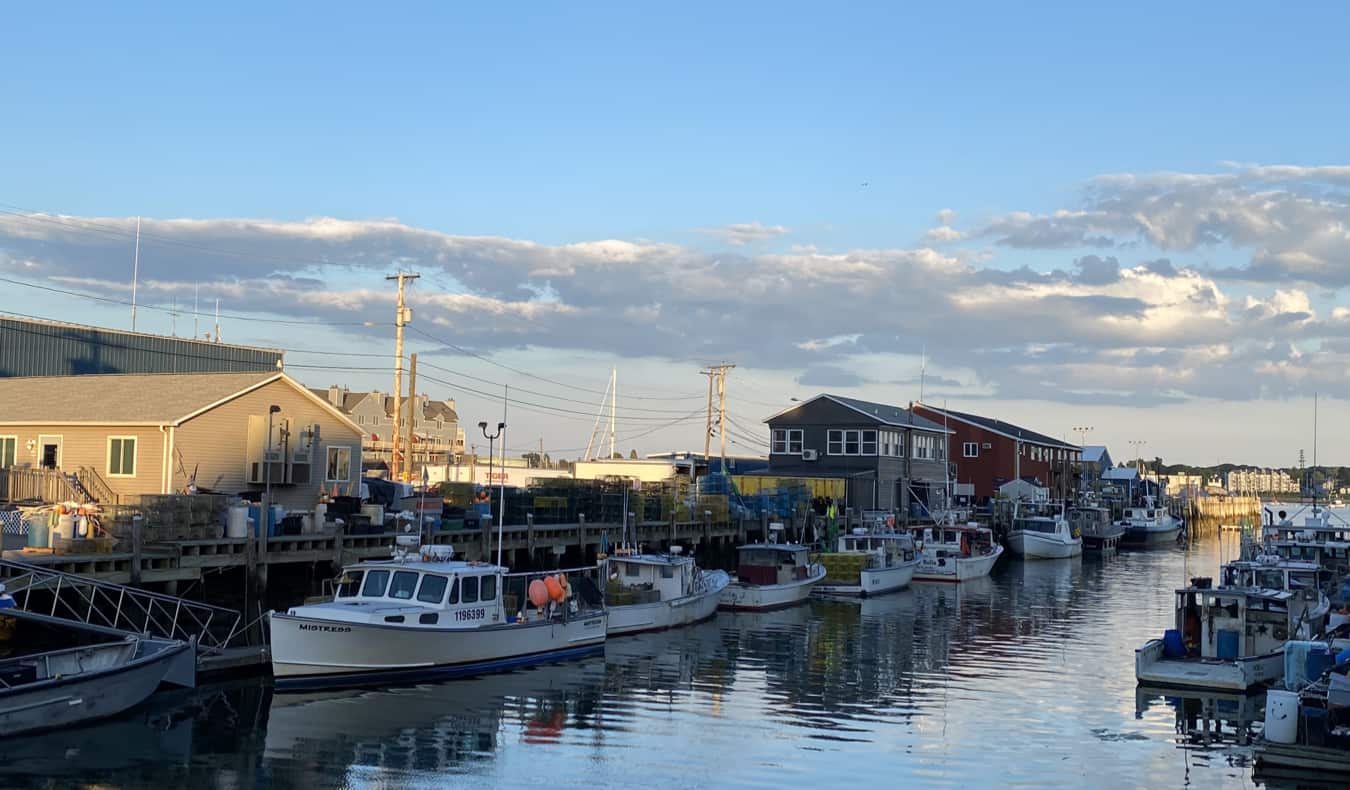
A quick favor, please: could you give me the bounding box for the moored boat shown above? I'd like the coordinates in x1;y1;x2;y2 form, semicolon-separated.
910;522;1003;582
1117;497;1183;546
604;547;730;635
1007;501;1082;559
1135;576;1325;691
1069;505;1125;551
0;635;195;736
719;543;825;611
814;529;921;597
269;549;608;689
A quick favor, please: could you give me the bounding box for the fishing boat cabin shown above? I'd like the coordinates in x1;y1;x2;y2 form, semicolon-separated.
735;544;813;587
605;550;697;605
1173;583;1305;661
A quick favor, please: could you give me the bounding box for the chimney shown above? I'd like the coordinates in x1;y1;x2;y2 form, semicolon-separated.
327;385;343;408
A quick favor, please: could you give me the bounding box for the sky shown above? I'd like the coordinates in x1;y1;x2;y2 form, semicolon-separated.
2;2;1348;466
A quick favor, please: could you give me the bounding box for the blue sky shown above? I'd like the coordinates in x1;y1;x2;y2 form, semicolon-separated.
3;3;1349;464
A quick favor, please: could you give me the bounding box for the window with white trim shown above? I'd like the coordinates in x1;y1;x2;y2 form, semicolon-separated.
893;431;904;457
0;436;15;468
861;430;877;455
963;442;979;458
912;434;937;461
827;429;877;456
326;446;352;482
771;428;804;455
844;430;860;455
828;430;844;455
107;436;137;477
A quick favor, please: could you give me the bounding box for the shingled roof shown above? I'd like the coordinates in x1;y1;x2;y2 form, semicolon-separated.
917;404;1078;450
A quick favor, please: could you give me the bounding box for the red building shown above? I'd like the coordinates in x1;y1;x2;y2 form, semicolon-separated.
910;403;1080;501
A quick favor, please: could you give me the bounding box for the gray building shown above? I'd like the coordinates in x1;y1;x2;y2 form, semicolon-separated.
313;385;464;472
0;315;281;377
763;394;951;514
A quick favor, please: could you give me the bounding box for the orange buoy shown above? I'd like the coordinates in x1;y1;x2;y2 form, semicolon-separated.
544;575;564;602
528;579;549;608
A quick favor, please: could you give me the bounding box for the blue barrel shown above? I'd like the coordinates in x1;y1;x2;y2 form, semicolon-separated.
24;515;48;549
1307;647;1334;681
1162;629;1186;658
1216;630;1240;660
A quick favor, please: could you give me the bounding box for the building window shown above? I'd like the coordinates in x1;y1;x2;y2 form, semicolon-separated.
912;434;933;461
861;430;877;455
0;436;14;468
326;446;352;482
107;436;137;477
844;430;860;455
963;442;979;458
772;428;803;455
828;430;844;455
893;432;904;457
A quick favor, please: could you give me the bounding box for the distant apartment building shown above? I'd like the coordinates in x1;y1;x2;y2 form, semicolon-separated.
1142;472;1208;497
1223;467;1299;495
312;385;465;473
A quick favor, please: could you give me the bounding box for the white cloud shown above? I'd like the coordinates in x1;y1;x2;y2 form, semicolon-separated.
696;221;790;246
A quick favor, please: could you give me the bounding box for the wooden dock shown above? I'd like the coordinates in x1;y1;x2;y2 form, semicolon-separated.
0;518;747;585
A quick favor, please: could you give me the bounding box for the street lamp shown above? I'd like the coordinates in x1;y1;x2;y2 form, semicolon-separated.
265;405;281;535
479;420;505;565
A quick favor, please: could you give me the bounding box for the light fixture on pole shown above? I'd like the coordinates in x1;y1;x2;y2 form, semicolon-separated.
479;420;505;566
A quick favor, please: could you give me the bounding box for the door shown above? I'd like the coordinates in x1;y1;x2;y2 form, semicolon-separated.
37;435;62;469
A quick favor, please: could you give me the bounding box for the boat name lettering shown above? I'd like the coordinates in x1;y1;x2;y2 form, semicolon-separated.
298;624;352;633
454;608;487;621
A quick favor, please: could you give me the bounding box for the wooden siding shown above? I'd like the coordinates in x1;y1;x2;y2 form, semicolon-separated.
0;425;167;499
173;378;363;509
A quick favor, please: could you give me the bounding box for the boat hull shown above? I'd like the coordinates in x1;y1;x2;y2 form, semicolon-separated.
269;611;607;690
719;566;825;611
815;559;918;597
1011;532;1083;559
0;639;194;737
912;545;1004;582
1121;522;1182;547
608;570;730;635
1134;637;1283;691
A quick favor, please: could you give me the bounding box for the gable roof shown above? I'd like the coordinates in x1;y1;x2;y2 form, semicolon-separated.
0;371;363;435
915;403;1078;450
1102;467;1138;480
309;389;458;423
1082;445;1109;464
765;394;951;432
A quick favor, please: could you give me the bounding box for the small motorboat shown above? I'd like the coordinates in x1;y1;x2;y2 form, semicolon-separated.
719;543;825;611
1007;502;1082;559
1069;505;1125;551
0;635;195;736
604;546;729;635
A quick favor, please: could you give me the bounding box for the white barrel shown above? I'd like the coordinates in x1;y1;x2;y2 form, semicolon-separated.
361;504;385;530
75;515;89;538
226;505;250;539
54;513;75;541
1264;690;1299;744
314;503;328;530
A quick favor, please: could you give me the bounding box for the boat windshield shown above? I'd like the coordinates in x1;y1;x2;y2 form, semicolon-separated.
337;569;364;598
1014;518;1059;534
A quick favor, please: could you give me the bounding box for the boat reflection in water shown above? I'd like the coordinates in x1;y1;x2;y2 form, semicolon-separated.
1135;685;1265;749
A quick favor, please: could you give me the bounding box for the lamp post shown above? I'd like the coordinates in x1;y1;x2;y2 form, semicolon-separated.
479;421;505;565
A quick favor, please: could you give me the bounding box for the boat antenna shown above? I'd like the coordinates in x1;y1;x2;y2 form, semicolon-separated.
942;399;951;524
1313;392;1319;510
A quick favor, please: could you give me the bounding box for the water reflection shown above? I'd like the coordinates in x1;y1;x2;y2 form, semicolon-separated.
0;537;1310;788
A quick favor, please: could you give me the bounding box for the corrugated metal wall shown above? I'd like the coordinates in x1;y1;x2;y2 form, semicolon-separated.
0;317;282;377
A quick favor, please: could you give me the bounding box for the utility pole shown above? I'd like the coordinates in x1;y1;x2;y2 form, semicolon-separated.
131;216;141;331
405;352;418;483
386;272;419;481
700;364;735;472
702;369;716;460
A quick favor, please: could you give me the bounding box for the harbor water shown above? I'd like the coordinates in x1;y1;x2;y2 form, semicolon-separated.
0;528;1326;789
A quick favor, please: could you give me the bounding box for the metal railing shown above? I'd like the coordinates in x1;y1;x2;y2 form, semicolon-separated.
0;559;244;654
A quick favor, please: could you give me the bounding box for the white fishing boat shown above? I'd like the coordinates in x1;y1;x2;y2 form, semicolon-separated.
910;522;1003;582
1136;577;1326;691
719;543;825;611
1007;501;1082;559
269;545;608;689
1117;496;1183;546
814;529;921;597
1220;556;1332;632
604;547;730;636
